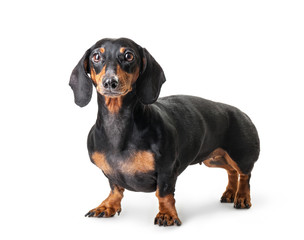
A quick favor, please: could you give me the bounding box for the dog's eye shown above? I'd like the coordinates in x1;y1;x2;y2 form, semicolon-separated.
92;53;101;63
124;52;134;62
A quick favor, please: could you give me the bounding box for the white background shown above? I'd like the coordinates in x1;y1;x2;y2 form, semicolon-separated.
1;0;304;239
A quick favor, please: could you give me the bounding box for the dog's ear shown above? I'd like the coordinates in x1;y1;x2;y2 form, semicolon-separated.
69;48;93;107
136;48;166;105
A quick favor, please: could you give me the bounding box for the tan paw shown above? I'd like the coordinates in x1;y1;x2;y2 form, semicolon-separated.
234;193;251;209
154;212;181;226
220;189;236;203
85;205;121;218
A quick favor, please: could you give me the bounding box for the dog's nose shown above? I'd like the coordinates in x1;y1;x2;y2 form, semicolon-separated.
103;77;118;90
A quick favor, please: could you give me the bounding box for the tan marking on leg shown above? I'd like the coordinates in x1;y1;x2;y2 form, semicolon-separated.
223;152;242;174
203;148;253;208
155;189;181;226
203;148;240;203
203;148;242;173
86;186;124;217
221;169;239;202
91;152;112;175
234;174;251;208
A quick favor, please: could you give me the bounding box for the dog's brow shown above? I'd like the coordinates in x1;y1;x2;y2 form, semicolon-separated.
119;47;126;53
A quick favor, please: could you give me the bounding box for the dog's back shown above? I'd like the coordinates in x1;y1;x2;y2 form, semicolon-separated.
154;95;260;174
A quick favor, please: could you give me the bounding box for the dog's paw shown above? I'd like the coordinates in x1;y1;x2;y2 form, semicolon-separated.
220;189;235;203
154;212;182;226
234;193;251;209
85;205;121;218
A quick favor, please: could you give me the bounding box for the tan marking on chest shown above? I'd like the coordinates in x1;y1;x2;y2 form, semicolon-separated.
91;151;154;175
91;152;112;175
121;151;155;174
104;96;123;114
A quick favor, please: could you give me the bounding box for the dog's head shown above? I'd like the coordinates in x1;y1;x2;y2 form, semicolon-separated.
69;38;166;107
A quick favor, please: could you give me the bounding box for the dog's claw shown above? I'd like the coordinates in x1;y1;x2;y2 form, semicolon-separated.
97;212;105;218
234;203;241;209
234;196;251;209
158;218;162;226
221;196;234;203
154;213;182;226
85;212;95;217
174;219;181;226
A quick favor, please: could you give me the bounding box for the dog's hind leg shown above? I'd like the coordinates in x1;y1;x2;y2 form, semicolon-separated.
203;148;252;209
203;148;238;203
233;173;251;209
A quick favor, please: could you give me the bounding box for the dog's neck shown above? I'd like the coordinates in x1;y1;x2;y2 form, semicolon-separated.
95;91;143;150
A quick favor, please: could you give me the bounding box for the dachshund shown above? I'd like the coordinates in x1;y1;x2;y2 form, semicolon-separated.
69;38;260;226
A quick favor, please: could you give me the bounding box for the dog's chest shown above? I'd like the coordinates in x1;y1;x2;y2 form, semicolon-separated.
91;151;157;192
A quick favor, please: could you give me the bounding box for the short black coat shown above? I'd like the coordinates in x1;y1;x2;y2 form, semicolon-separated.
70;38;260;198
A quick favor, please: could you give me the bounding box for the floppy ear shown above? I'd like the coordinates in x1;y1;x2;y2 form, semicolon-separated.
69;48;93;107
136;48;166;105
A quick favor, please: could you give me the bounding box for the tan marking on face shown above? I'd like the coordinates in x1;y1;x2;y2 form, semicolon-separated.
119;47;126;53
91;65;106;87
91;152;112;175
91;63;139;115
131;66;140;84
116;65;140;94
104;96;123;114
120;151;155;174
100;47;105;53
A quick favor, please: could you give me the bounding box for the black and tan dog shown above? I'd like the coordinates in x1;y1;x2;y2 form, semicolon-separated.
69;38;260;226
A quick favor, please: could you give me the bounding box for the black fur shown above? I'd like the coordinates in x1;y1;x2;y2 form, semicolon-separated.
69;48;93;107
70;38;260;213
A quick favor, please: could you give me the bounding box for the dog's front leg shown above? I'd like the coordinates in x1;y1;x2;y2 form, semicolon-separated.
154;173;181;226
85;183;124;218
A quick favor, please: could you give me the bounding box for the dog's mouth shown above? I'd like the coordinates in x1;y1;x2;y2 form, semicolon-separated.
97;87;130;98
